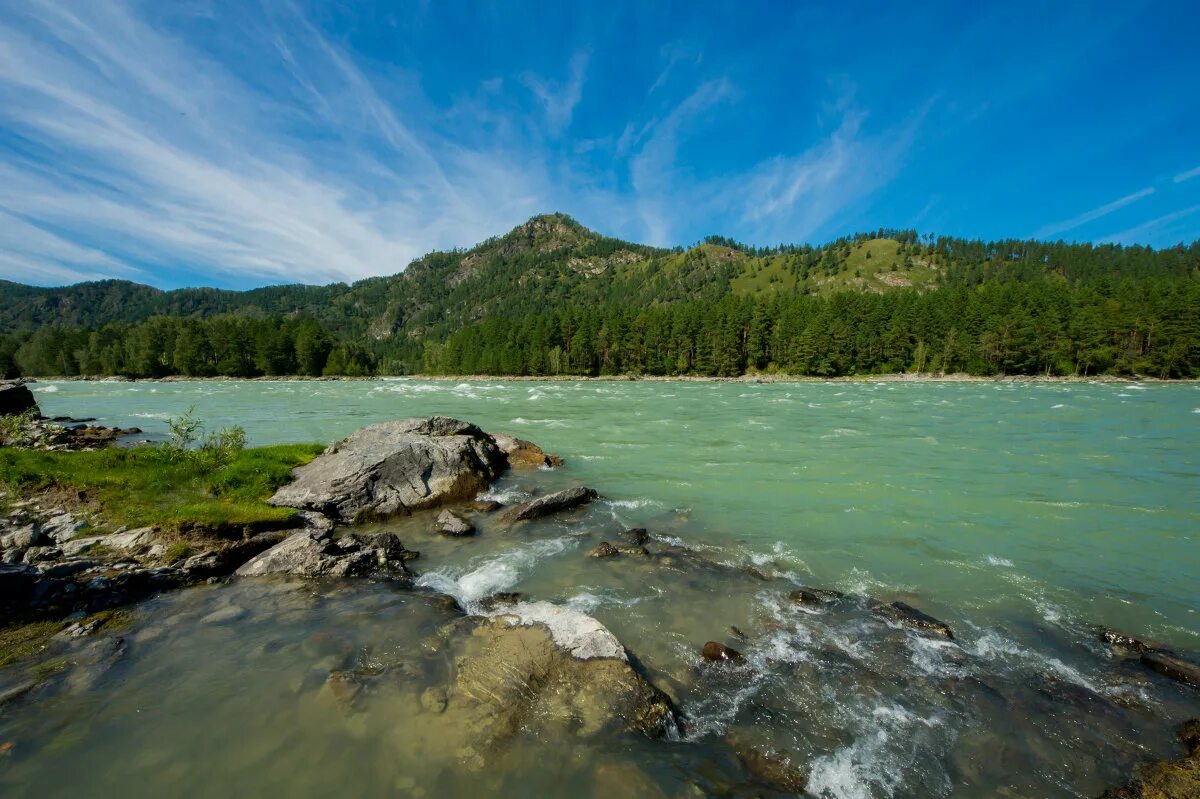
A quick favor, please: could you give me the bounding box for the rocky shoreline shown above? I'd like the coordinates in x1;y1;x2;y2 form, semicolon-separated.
17;372;1200;385
1;407;1197;795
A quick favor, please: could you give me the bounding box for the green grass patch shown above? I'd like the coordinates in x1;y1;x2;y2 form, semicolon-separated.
0;443;323;537
0;619;63;668
808;239;942;295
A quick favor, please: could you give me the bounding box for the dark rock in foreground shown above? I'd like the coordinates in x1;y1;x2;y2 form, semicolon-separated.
872;600;954;639
269;417;507;523
513;485;598;521
1100;718;1200;798
0;381;38;417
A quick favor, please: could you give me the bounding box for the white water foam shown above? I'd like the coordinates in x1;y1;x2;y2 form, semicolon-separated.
983;555;1014;567
806;703;949;799
415;536;576;606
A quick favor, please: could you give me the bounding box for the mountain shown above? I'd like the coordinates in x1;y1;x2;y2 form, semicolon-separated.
1;213;1198;378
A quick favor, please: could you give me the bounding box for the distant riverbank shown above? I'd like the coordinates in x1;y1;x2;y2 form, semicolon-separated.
25;372;1200;384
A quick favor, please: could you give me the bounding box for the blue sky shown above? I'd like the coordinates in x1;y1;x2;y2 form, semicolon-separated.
1;0;1198;289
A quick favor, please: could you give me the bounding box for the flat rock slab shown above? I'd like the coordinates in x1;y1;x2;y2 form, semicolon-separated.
1141;651;1200;687
513;486;598;521
872;600;954;639
486;600;627;661
269;417;506;523
235;530;414;580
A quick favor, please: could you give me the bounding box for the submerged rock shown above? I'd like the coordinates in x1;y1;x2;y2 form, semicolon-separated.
1140;652;1200;688
513;486;599;521
436;510;475;537
588;541;619;558
1101;628;1155;654
872;600;954;639
701;641;746;664
491;432;564;469
269;417;507;523
235;530;415;580
726;730;808;793
1100;718;1200;798
434;603;677;764
788;587;844;606
620;527;649;546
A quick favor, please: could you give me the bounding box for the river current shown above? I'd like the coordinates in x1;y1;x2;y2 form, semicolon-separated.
3;378;1198;797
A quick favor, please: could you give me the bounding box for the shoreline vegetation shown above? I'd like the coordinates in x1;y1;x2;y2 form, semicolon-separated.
2;217;1198;382
22;372;1200;383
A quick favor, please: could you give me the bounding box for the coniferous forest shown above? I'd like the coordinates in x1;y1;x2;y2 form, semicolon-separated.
1;214;1197;379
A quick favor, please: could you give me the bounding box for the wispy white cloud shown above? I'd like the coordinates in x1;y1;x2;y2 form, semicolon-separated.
627;79;737;244
648;41;702;95
1101;204;1200;244
1037;186;1155;239
1174;165;1200;184
723;90;929;244
0;0;548;286
521;51;590;134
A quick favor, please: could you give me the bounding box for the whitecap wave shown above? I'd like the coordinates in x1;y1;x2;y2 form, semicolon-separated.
415;536;576;606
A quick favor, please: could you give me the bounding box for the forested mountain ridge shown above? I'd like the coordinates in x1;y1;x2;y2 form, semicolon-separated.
1;213;1198;378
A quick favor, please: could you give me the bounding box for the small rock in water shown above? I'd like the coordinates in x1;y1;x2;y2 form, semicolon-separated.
1100;628;1153;654
728;626;747;641
873;600;954;639
734;746;808;793
201;605;247;625
513;486;598;521
701;641;746;664
788;587;844;606
476;592;522;611
588;542;619;558
621;528;649;546
325;671;363;704
436;510;475;537
420;686;448;713
467;499;503;513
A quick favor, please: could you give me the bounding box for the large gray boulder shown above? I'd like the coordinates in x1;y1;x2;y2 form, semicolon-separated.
235;530;415;580
0;382;38;417
268;417;506;523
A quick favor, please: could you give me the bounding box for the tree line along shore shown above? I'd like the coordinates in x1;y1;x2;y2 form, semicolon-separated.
1;216;1197;380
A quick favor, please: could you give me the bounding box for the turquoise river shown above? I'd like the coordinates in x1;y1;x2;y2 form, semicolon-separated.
2;378;1198;798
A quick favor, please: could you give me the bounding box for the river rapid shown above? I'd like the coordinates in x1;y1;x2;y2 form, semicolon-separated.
2;378;1198;797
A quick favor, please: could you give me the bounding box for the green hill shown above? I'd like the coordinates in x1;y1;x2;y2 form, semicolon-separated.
1;214;1198;378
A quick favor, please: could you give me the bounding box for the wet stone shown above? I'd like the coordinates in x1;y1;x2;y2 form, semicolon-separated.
436;510;475;537
588;542;619;558
701;641;746;664
1140;651;1200;688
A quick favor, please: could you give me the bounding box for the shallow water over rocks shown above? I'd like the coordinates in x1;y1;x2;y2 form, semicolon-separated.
3;379;1198;797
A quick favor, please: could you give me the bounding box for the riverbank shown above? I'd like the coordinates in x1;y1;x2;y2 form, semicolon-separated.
23;372;1200;384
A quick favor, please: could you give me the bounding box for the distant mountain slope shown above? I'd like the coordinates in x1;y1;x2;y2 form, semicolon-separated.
2;212;1198;378
4;212;1195;338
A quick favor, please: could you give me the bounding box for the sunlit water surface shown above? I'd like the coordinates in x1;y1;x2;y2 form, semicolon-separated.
3;378;1197;798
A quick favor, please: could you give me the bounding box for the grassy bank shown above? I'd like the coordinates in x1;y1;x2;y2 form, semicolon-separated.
0;443;324;536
